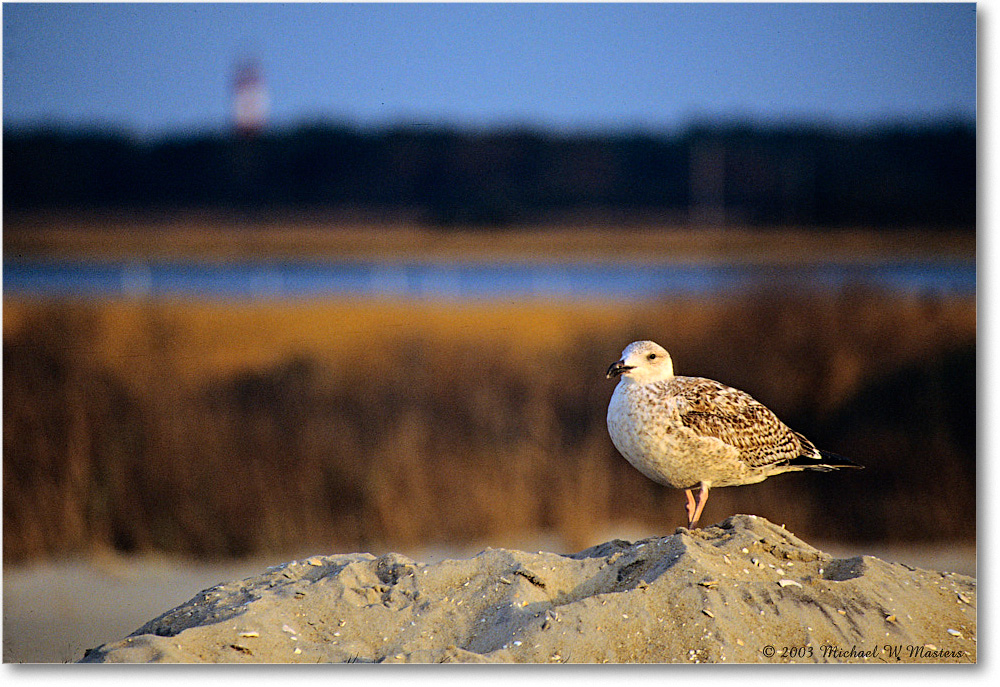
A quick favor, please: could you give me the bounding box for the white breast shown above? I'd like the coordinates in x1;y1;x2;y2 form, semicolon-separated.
607;380;740;489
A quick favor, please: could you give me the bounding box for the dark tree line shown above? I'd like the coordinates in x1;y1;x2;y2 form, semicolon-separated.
3;121;975;228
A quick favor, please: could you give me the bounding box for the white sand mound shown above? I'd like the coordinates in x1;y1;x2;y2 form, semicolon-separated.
80;515;976;663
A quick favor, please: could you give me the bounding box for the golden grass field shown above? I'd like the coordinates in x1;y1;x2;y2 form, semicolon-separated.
3;283;976;563
4;297;643;384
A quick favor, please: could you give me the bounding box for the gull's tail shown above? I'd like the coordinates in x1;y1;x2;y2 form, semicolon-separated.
785;433;864;471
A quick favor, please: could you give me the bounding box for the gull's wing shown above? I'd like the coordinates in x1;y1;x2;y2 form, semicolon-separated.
665;376;806;468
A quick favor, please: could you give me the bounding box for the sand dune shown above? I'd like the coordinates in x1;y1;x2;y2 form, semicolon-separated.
79;515;975;663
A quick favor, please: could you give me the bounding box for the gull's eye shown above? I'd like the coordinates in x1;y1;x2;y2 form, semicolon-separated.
647;353;657;360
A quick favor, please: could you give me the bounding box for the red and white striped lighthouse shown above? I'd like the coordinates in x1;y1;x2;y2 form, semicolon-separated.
231;59;268;137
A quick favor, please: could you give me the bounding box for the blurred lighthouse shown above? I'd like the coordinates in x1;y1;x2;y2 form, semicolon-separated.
231;59;269;137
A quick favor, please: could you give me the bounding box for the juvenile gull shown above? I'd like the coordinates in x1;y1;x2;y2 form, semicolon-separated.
606;341;861;528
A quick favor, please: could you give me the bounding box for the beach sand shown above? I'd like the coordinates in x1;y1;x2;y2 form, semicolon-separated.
75;515;975;664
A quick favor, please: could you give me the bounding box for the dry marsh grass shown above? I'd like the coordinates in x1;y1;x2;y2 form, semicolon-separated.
3;288;975;562
2;213;976;264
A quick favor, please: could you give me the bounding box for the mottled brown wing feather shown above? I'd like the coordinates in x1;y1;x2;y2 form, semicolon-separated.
672;377;804;468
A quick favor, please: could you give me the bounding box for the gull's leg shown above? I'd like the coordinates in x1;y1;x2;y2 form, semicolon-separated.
690;483;711;528
685;489;697;527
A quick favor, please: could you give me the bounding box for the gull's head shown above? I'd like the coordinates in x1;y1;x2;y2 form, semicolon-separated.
606;340;674;384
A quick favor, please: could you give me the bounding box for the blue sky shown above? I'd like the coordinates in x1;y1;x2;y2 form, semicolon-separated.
2;2;978;136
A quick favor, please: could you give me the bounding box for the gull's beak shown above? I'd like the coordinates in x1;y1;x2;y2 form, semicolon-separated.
606;360;632;379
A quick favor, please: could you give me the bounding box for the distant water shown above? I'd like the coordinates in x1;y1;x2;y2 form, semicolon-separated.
2;259;976;300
